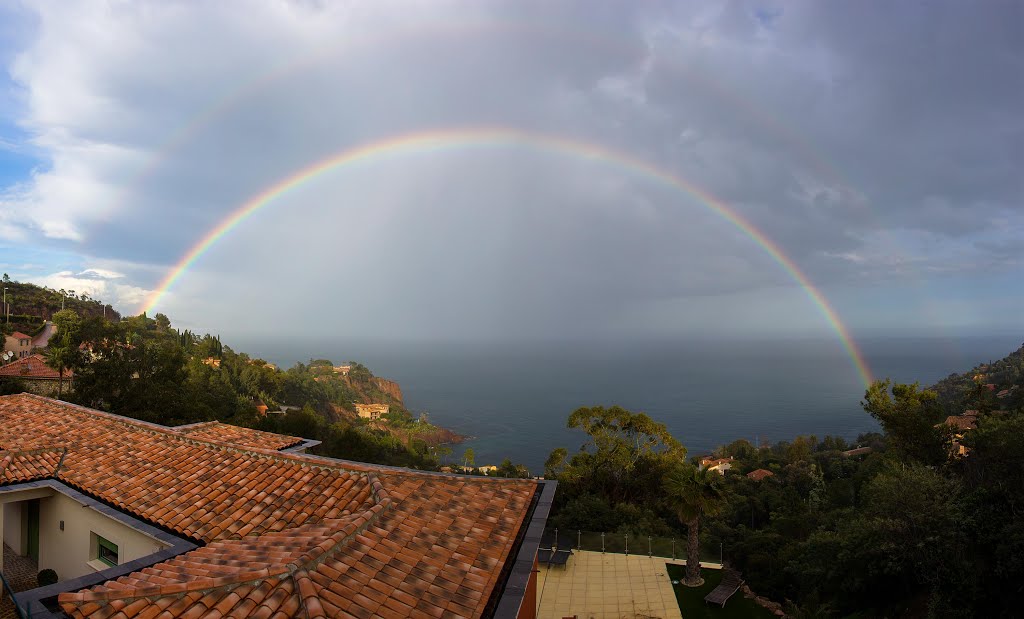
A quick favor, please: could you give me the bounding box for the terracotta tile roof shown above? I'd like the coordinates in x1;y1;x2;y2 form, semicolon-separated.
10;331;31;339
841;446;872;458
0;394;540;618
939;415;977;431
746;468;774;481
0;353;69;380
0;446;65;483
172;421;302;451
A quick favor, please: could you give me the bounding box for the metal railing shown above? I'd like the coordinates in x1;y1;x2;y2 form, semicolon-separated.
541;528;724;564
0;568;29;619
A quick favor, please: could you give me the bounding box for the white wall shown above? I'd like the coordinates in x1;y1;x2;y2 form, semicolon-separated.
37;492;169;582
2;502;24;554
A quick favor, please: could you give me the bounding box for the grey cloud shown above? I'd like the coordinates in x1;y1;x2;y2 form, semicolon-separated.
2;0;1020;336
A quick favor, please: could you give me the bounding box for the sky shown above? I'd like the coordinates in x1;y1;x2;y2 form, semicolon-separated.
0;0;1021;343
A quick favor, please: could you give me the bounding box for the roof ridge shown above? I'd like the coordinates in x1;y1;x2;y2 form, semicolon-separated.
171;420;220;432
293;570;324;619
7;394;350;471
3;395;537;485
171;421;305;451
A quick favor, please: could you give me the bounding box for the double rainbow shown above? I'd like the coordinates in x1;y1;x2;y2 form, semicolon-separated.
139;127;872;386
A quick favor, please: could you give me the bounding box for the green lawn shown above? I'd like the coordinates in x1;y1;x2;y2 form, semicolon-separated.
666;564;775;619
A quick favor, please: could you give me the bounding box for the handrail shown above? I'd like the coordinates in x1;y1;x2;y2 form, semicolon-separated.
541;527;725;564
0;566;29;619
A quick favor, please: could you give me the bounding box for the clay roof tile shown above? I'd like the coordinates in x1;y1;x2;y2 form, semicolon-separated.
2;394;539;619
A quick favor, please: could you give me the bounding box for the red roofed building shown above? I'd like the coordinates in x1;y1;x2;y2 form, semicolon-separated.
0;394;552;618
747;469;775;481
936;414;979;458
0;353;72;396
699;456;734;475
940;415;978;432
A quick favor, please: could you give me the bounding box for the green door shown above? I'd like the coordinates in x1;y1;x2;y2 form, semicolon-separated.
26;499;40;561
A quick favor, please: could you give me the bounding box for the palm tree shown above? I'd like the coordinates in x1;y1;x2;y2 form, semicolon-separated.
664;463;725;586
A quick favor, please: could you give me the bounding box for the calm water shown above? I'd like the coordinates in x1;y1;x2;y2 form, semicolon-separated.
237;334;1021;474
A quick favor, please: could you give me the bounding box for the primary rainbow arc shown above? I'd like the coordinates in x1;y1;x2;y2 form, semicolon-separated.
140;127;872;387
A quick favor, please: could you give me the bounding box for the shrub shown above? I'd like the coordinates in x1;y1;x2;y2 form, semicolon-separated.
37;569;58;587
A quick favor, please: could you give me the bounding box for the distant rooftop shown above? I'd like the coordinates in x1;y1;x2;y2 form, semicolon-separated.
172;420;303;451
0;354;69;380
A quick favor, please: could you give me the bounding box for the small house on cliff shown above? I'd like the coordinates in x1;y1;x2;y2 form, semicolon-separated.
355;403;389;421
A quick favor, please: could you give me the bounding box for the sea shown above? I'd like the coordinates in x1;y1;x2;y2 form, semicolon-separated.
236;334;1021;475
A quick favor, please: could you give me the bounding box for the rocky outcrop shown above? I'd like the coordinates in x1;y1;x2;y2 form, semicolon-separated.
742;584;786;617
373;377;403;404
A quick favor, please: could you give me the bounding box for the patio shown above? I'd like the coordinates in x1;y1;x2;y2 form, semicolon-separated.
536;550;703;619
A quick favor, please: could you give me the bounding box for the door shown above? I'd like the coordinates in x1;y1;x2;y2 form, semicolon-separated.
26;499;40;561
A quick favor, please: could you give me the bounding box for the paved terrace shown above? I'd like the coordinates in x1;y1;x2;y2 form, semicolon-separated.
536;551;725;619
537;551;683;619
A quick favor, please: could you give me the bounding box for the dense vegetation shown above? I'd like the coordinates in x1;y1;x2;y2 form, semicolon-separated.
544;345;1024;618
0;278;465;470
69;312;455;468
932;343;1023;414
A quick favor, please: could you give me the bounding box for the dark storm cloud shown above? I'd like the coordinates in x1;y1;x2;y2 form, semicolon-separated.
1;0;1020;333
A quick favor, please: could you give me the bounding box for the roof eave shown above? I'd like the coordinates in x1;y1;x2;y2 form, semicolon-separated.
490;479;557;619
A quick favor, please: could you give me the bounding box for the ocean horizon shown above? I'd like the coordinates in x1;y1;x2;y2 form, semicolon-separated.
234;333;1021;474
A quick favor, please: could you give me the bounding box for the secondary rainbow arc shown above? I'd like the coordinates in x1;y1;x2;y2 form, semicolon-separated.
140;127;872;387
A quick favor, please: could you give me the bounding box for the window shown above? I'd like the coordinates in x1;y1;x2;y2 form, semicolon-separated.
96;535;118;567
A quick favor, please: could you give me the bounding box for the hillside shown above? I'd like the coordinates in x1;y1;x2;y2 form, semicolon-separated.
930;341;1024;414
0;295;468;470
0;277;120;337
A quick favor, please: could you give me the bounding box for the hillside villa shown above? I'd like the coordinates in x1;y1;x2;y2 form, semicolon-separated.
355;403;389;421
0;394;552;619
938;409;980;457
699;456;734;475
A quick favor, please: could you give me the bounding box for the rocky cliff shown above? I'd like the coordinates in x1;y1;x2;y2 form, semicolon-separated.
373;377;403;404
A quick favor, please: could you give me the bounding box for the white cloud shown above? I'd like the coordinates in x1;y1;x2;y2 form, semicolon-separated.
27;268;151;312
